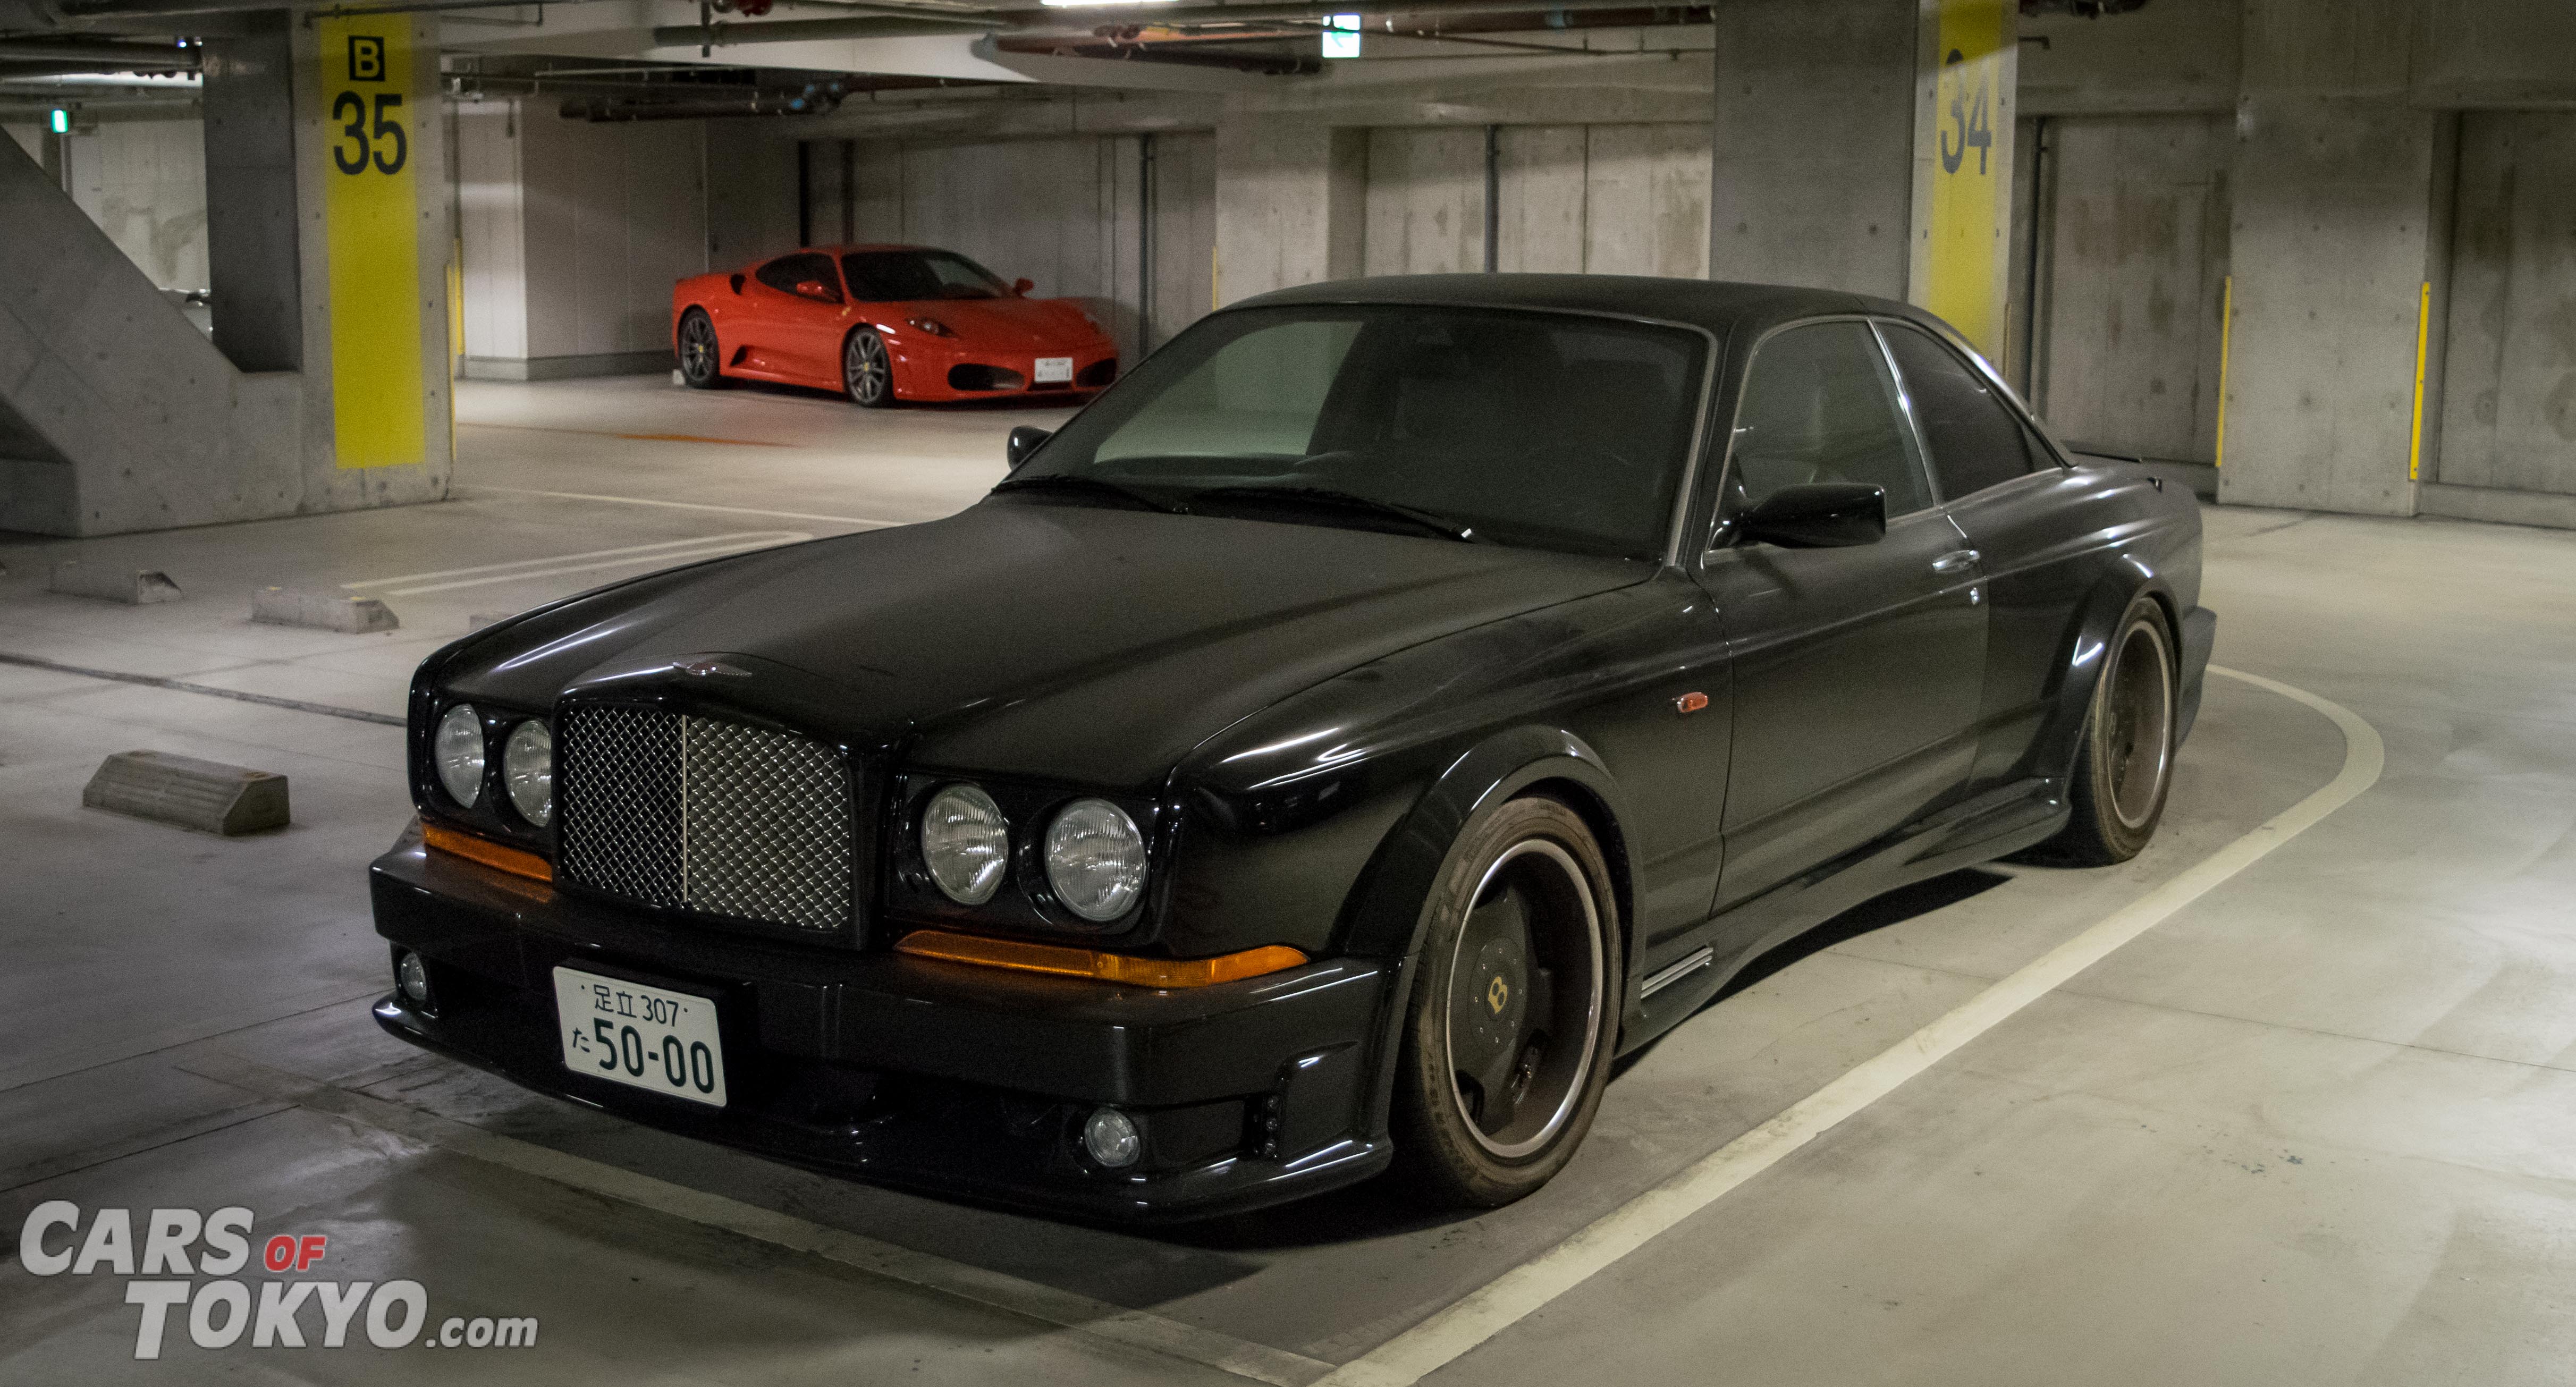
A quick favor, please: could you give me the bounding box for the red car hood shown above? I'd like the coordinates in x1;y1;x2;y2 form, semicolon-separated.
883;295;1100;348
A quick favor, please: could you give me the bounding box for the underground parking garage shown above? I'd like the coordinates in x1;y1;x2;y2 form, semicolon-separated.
4;0;2576;1380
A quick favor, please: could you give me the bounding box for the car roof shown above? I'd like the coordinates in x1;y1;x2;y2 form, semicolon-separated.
1227;273;1940;341
788;244;953;257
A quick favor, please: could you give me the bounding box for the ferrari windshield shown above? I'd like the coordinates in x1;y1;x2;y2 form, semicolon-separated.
841;250;1013;301
1011;305;1707;560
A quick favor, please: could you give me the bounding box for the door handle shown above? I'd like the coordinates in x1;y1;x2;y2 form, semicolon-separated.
1931;548;1981;574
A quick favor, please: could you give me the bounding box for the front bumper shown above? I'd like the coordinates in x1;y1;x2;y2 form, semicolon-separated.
370;837;1395;1221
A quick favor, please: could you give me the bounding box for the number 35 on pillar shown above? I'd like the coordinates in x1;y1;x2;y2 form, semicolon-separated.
318;21;427;470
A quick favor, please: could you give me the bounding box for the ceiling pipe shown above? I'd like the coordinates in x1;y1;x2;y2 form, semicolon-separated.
0;37;197;62
683;0;1703;44
649;10;995;45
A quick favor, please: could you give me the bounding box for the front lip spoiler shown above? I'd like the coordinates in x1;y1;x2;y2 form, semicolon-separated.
370;992;1393;1223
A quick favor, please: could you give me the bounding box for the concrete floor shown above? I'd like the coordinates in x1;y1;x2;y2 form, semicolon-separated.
2;374;2571;1384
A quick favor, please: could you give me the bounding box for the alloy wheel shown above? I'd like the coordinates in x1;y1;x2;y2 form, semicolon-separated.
846;331;890;406
1442;838;1606;1160
2103;618;2176;830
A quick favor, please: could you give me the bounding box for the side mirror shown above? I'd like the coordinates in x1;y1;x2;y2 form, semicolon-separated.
1736;483;1887;549
1012;277;1035;296
1006;426;1053;471
793;279;838;302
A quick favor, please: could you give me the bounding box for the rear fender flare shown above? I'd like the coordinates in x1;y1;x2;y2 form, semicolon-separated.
2031;564;2183;786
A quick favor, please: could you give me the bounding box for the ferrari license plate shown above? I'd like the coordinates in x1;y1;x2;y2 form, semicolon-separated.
553;967;728;1107
1034;356;1074;384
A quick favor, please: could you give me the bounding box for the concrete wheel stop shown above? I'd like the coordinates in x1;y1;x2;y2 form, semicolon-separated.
83;750;291;835
50;561;182;605
252;587;400;633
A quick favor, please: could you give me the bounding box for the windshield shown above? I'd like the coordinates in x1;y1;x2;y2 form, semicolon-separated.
1010;305;1708;559
840;250;1013;301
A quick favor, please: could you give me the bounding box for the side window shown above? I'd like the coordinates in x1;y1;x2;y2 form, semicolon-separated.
754;253;840;302
1727;322;1932;515
1879;322;2047;500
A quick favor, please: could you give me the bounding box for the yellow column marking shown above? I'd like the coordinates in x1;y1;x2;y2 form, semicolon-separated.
2215;274;2233;470
1922;0;2010;359
2408;280;2430;482
319;18;426;470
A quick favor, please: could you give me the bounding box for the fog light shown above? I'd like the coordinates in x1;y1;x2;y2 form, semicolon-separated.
1083;1107;1140;1169
395;951;434;1009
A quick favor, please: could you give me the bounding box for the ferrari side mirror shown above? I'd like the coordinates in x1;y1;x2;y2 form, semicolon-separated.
1007;426;1052;471
793;280;838;302
1013;277;1035;296
1736;483;1887;549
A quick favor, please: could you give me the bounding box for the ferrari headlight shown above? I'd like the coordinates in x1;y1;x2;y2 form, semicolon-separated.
922;784;1009;905
433;704;485;807
502;720;554;827
1044;799;1146;923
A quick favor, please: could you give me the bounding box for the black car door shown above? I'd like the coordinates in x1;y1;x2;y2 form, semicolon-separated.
1695;319;1989;916
1876;320;2087;797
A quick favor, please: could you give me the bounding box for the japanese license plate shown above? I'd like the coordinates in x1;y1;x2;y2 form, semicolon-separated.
553;967;727;1107
1034;356;1074;384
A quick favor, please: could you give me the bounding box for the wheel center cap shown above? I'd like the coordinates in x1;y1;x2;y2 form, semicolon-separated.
1487;976;1510;1013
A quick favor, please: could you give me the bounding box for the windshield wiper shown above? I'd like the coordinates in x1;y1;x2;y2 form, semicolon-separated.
1182;485;1482;543
990;473;1173;512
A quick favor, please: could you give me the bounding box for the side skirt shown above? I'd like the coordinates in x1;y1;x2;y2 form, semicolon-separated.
1616;776;2068;1055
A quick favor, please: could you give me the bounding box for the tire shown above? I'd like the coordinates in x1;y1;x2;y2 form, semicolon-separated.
676;309;722;388
843;327;894;408
1391;795;1623;1208
2041;595;2178;865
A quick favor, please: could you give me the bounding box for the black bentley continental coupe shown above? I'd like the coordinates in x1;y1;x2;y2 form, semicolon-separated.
373;275;2214;1220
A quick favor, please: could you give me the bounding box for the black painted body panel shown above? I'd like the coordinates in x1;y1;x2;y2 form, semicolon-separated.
377;274;2211;1218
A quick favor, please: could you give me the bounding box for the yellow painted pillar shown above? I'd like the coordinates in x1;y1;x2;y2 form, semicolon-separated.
317;17;427;470
1908;0;2016;362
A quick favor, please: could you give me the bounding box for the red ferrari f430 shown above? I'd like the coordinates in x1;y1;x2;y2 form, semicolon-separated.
671;245;1118;407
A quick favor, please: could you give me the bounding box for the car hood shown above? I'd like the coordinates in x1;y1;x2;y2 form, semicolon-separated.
883;295;1099;345
438;498;1652;790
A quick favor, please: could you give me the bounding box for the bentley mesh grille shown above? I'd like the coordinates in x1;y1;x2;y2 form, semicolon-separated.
559;706;854;932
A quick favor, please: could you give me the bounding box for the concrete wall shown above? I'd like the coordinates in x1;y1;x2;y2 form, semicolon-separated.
455;103;795;379
65;117;208;292
2438;111;2576;497
813;130;1214;362
1362;122;1711;279
2031;113;2232;464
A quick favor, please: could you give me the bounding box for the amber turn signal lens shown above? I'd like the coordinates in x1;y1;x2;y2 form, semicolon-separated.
423;822;553;883
896;931;1307;988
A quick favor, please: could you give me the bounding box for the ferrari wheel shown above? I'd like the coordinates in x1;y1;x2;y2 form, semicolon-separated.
843;328;894;408
2043;595;2177;865
677;309;721;389
1392;796;1620;1208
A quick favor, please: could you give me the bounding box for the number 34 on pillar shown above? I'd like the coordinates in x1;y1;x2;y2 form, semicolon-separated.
318;21;426;470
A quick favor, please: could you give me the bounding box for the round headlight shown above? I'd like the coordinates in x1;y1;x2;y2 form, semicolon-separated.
503;720;554;827
921;784;1009;906
433;704;485;807
1043;799;1146;923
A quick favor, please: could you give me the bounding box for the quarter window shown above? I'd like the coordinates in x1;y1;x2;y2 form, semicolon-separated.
754;252;841;302
1728;322;1932;515
1878;322;2049;499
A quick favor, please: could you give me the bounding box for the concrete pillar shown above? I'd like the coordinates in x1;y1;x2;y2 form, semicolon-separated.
1710;0;2017;362
203;15;302;374
1709;0;1918;301
2215;0;2438;515
1212;120;1365;307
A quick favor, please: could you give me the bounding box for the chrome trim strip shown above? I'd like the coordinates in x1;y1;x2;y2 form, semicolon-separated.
1639;944;1714;999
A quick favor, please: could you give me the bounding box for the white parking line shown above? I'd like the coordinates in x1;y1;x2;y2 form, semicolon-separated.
180;1052;1337;1387
353;532;814;597
1313;665;2385;1387
455;486;913;529
344;532;809;591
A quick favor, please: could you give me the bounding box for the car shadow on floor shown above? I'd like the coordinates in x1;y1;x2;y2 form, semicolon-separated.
1156;865;2018;1254
699;375;1091;412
